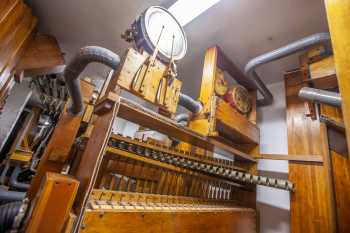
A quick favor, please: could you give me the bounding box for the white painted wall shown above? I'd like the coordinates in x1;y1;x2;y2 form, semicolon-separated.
257;81;290;233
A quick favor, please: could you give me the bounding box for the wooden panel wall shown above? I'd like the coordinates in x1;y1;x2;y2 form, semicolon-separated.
0;0;37;109
285;71;336;233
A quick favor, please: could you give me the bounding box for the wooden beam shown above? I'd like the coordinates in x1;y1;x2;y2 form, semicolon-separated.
257;154;323;164
117;97;255;162
324;0;350;153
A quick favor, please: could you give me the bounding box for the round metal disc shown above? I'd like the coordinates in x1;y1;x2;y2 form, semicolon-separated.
224;85;252;114
215;69;228;96
143;6;187;61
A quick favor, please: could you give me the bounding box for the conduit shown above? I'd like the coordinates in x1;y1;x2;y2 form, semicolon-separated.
63;46;121;115
178;93;202;114
9;165;29;191
244;32;331;106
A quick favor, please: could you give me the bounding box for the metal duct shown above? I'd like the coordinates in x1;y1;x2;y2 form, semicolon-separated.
298;87;341;107
178;93;202;114
63;46;121;115
244;32;331;106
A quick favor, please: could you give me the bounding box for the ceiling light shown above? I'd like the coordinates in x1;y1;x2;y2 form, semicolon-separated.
168;0;221;27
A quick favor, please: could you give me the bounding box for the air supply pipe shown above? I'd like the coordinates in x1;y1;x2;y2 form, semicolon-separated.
175;113;190;123
244;32;331;106
9;165;29;191
63;46;121;115
0;188;25;203
178;93;203;114
298;87;341;107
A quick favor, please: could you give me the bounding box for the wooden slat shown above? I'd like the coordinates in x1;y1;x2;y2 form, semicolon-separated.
0;5;37;89
81;209;256;233
0;5;33;74
257;154;323;164
325;0;350;152
198;47;217;113
105;147;244;186
286;71;336;233
0;0;24;45
0;0;18;24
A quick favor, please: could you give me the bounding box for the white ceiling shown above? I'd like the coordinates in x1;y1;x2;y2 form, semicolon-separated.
26;0;329;97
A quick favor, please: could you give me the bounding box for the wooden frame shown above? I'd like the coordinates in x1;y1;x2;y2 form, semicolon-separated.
191;46;259;146
72;87;259;230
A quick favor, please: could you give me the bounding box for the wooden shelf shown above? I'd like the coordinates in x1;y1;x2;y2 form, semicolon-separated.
117;97;256;162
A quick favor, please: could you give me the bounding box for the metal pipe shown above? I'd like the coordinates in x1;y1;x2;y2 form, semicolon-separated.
178;93;202;114
244;32;331;106
63;46;121;115
298;87;341;107
9;165;29;191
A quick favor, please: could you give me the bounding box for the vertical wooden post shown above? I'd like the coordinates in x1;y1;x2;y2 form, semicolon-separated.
198;47;218;113
324;0;350;152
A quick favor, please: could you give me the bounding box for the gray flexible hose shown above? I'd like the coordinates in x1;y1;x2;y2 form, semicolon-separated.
244;32;331;106
0;201;22;232
178;93;202;114
175;113;190;123
298;87;341;107
9;165;29;191
0;188;25;203
64;46;121;115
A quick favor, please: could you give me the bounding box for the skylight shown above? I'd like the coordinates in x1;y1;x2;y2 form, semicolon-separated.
168;0;221;26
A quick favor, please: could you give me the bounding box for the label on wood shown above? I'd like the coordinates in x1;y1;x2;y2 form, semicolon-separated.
164;78;182;113
117;48;148;90
139;61;166;103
